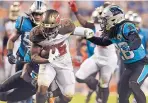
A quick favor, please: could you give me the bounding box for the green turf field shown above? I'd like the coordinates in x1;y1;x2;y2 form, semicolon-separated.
0;93;147;103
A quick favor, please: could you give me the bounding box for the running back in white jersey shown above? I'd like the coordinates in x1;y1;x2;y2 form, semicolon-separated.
38;33;73;69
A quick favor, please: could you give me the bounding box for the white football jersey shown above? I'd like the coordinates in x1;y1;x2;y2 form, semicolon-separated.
38;33;73;69
5;20;21;56
5;20;16;35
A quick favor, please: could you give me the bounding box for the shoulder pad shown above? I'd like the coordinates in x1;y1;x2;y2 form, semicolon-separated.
122;22;137;36
59;18;75;35
15;16;24;31
29;26;45;44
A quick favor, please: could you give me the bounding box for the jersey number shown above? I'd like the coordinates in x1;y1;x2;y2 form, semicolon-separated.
24;32;31;48
52;41;67;56
117;42;134;60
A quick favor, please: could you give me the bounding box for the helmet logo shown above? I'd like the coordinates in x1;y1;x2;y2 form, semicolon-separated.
110;7;123;16
56;15;60;24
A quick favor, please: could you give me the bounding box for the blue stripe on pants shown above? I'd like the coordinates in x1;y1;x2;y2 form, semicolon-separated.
137;65;148;83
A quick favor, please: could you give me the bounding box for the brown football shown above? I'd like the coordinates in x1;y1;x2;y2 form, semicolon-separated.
40;49;49;59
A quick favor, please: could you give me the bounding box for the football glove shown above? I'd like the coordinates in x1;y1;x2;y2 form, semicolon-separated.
7;50;16;64
68;1;78;13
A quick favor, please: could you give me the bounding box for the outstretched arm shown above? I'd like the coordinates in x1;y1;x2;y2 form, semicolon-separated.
87;36;112;46
68;1;94;29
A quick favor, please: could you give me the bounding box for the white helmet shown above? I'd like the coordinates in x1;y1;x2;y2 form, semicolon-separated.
9;2;20;20
91;6;103;23
125;11;133;20
129;13;142;28
101;5;125;30
29;0;47;25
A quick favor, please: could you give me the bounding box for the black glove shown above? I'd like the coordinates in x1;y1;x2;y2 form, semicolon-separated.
7;50;16;64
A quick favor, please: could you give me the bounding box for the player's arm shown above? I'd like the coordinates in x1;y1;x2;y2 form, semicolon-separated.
30;28;54;64
72;26;112;46
68;1;95;29
30;43;49;64
6;30;20;64
122;23;141;51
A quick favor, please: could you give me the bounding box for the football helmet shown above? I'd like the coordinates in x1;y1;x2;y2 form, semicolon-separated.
129;13;142;28
9;2;20;21
101;5;125;30
41;9;61;39
125;11;134;20
29;0;47;25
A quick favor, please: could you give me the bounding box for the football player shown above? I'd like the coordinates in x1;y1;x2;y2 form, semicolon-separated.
2;2;20;80
84;5;148;103
125;12;148;103
29;9;95;103
69;2;118;103
6;1;46;103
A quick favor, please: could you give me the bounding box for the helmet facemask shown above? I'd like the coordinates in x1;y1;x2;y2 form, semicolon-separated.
41;26;59;39
29;1;46;25
101;5;125;31
41;9;61;39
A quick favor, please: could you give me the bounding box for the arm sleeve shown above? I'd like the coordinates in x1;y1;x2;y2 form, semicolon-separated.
87;36;112;46
123;23;141;50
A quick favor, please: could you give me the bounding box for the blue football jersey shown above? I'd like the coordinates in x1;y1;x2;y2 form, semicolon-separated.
111;22;146;63
15;16;33;60
138;28;148;54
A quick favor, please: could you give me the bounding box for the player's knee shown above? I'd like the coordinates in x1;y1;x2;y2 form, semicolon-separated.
37;85;48;94
62;84;75;101
99;76;110;88
63;95;73;102
129;81;139;89
85;76;98;90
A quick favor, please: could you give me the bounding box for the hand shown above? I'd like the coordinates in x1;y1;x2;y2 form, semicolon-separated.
84;28;94;39
48;50;58;63
8;54;16;64
121;45;130;51
68;1;78;13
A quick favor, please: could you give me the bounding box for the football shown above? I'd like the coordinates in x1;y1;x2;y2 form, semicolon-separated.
40;49;49;59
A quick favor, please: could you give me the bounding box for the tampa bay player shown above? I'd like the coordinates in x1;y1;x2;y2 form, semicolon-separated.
69;2;118;103
29;8;96;103
2;2;20;79
84;5;148;103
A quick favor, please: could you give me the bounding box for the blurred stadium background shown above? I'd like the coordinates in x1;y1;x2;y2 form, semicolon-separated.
0;1;148;103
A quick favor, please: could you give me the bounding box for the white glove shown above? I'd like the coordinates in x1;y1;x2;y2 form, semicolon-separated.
84;28;94;39
73;27;94;39
48;50;58;63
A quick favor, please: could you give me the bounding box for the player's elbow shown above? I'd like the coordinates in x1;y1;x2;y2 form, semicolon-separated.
130;37;141;50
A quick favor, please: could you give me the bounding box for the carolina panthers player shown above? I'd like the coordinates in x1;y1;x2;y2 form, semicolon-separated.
125;12;148;103
84;5;148;103
6;1;46;103
69;2;118;103
2;2;20;80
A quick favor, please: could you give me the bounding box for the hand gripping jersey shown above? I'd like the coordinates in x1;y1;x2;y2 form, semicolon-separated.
111;22;146;63
15;16;34;58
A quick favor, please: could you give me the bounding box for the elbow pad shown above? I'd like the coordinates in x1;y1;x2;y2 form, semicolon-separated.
73;27;94;39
